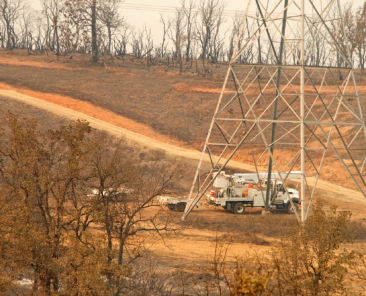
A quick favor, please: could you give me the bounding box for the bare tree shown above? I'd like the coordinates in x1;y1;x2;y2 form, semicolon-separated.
157;15;170;59
131;26;153;61
114;24;129;57
227;13;257;64
256;12;262;64
196;0;224;71
182;0;196;62
169;6;186;73
62;0;100;61
342;3;357;61
227;13;242;62
355;3;366;71
87;134;175;294
305;17;328;66
207;6;224;63
330;3;356;72
98;0;123;56
33;16;45;52
90;0;98;62
61;0;90;54
18;7;33;52
0;0;22;49
42;0;61;55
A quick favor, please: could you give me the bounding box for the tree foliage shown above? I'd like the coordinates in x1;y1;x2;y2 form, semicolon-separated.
0;113;175;295
271;201;358;296
189;201;363;296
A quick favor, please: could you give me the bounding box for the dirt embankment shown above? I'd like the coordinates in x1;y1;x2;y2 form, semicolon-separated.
0;82;185;147
0;50;222;145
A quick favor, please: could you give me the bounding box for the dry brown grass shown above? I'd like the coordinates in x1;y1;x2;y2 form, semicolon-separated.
0;49;222;145
186;209;296;238
0;81;186;147
0;49;365;191
0;49;364;190
0;95;70;129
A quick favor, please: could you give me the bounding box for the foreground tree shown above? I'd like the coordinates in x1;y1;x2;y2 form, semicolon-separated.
88;134;175;294
271;201;358;295
0;115;92;294
0;115;175;295
191;201;363;296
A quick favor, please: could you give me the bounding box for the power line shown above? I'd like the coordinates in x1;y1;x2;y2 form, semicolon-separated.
121;2;246;17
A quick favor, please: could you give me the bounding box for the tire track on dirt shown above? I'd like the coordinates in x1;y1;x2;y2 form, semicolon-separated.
1;89;365;208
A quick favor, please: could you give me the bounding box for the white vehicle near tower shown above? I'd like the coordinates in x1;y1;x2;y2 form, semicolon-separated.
159;171;301;215
207;171;300;214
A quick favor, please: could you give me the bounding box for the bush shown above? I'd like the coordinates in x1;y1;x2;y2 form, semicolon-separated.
230;265;271;296
271;201;358;295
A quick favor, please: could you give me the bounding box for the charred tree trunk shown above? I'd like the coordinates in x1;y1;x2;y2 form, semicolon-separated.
107;23;112;56
91;0;98;63
55;18;60;56
5;19;12;49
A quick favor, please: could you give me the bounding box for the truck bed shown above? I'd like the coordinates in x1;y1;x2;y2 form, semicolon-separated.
158;196;187;212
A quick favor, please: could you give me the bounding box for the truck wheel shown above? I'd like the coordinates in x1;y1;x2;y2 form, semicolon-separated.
233;203;246;215
287;202;298;214
176;203;186;212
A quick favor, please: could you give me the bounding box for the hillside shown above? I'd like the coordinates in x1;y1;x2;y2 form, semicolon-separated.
1;69;366;294
0;49;365;190
0;49;223;145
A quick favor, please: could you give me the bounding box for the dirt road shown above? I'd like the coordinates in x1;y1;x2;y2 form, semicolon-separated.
1;89;365;210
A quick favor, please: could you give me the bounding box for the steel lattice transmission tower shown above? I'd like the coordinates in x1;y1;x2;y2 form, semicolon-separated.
182;0;366;222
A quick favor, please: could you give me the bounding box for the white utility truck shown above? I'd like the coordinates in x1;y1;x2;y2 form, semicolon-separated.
207;171;300;214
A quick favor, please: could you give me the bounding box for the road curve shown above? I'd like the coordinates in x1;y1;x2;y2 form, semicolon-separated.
1;89;365;207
